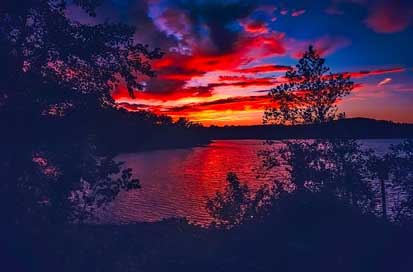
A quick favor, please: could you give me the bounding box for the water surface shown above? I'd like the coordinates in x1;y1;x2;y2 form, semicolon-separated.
101;139;401;225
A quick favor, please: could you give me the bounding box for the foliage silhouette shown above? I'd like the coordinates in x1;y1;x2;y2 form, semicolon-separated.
0;0;161;225
264;45;353;125
206;172;275;228
372;139;413;221
206;172;250;227
255;47;375;215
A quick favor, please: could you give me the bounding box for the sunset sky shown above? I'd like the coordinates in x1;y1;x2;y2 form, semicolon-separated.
68;0;413;126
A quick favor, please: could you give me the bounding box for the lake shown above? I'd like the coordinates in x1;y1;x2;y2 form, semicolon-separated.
100;139;402;225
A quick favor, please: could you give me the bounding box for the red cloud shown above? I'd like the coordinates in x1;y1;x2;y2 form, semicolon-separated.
157;33;286;74
240;20;269;34
291;9;306;17
344;67;405;78
112;84;213;102
328;0;413;33
183;33;286;71
365;1;413;33
310;36;351;57
168;95;270;113
114;32;287;102
218;75;250;81
236;65;292;74
291;36;351;58
280;9;288;16
117;95;270;115
190;77;277;90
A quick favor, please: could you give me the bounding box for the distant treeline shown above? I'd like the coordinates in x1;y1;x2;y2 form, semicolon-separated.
27;107;410;154
90;115;413;153
203;118;413;140
48;106;212;153
94;108;212;153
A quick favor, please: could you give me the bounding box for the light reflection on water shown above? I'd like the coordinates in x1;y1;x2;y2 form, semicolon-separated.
100;139;402;225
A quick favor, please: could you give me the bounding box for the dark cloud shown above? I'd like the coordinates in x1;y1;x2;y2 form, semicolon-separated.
146;0;259;54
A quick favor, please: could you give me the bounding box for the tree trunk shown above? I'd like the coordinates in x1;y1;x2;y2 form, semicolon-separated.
380;177;387;220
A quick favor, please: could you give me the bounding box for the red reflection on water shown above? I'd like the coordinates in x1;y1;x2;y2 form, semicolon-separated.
100;140;276;225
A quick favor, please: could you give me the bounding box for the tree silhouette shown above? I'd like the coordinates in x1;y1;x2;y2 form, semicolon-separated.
206;172;275;227
260;47;373;206
264;46;353;125
0;0;162;225
206;173;250;227
368;153;392;220
1;0;163;108
380;140;413;221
